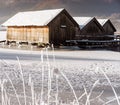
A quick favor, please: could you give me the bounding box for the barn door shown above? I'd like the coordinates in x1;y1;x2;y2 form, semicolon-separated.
60;27;66;45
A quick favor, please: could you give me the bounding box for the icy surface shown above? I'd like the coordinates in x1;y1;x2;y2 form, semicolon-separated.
0;49;120;105
0;49;120;90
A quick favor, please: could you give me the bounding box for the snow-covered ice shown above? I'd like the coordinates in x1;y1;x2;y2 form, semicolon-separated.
0;48;120;105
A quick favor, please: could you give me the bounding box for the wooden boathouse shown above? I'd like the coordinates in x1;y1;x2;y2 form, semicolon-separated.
98;19;116;35
67;17;119;48
2;8;79;46
73;17;106;40
98;19;116;40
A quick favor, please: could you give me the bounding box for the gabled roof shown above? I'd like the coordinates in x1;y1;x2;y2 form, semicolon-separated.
98;19;116;31
2;8;64;26
97;19;108;26
73;17;94;29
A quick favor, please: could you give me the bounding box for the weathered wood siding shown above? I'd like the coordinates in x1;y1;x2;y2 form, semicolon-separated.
103;22;115;35
48;10;79;45
76;19;111;40
81;20;103;35
7;26;49;43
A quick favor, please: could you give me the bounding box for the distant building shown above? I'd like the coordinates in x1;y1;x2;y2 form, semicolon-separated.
0;25;7;42
0;31;7;42
73;17;106;40
2;8;79;45
98;19;116;35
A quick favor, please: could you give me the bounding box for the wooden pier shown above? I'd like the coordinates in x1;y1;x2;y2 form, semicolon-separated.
66;39;120;48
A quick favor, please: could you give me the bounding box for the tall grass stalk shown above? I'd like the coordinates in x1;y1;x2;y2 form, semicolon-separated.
97;66;120;105
51;44;55;78
40;50;45;104
1;80;5;105
78;92;86;101
28;75;35;105
5;72;21;105
45;47;52;105
17;57;27;105
51;44;59;105
85;80;99;105
83;86;90;105
0;79;10;105
90;90;104;102
58;69;79;105
55;74;59;105
103;96;120;105
4;88;9;105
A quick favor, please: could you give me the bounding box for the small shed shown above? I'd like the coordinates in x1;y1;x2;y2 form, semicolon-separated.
0;26;7;42
0;31;7;42
98;19;116;35
73;17;106;40
2;8;79;45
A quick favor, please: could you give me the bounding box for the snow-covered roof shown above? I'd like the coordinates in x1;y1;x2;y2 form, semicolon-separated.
2;8;64;26
97;19;108;26
73;17;94;29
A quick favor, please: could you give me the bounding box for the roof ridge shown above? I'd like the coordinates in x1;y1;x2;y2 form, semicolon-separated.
19;8;65;14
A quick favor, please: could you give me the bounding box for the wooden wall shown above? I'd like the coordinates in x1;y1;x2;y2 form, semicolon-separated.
103;22;115;35
81;19;103;35
76;19;114;40
75;19;116;40
7;26;49;43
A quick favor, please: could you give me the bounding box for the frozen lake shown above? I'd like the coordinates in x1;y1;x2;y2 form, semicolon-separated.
0;48;120;105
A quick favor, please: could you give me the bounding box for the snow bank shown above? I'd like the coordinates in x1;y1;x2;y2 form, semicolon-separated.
0;31;7;41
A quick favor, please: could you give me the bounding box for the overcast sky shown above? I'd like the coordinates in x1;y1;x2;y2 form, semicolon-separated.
0;0;120;24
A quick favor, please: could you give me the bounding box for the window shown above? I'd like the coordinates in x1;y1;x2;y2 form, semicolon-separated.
60;25;67;28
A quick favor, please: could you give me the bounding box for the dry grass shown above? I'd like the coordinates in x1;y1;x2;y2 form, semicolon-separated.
0;47;120;105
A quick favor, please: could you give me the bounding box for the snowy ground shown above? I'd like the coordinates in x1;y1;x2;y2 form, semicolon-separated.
0;31;7;41
0;47;120;105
